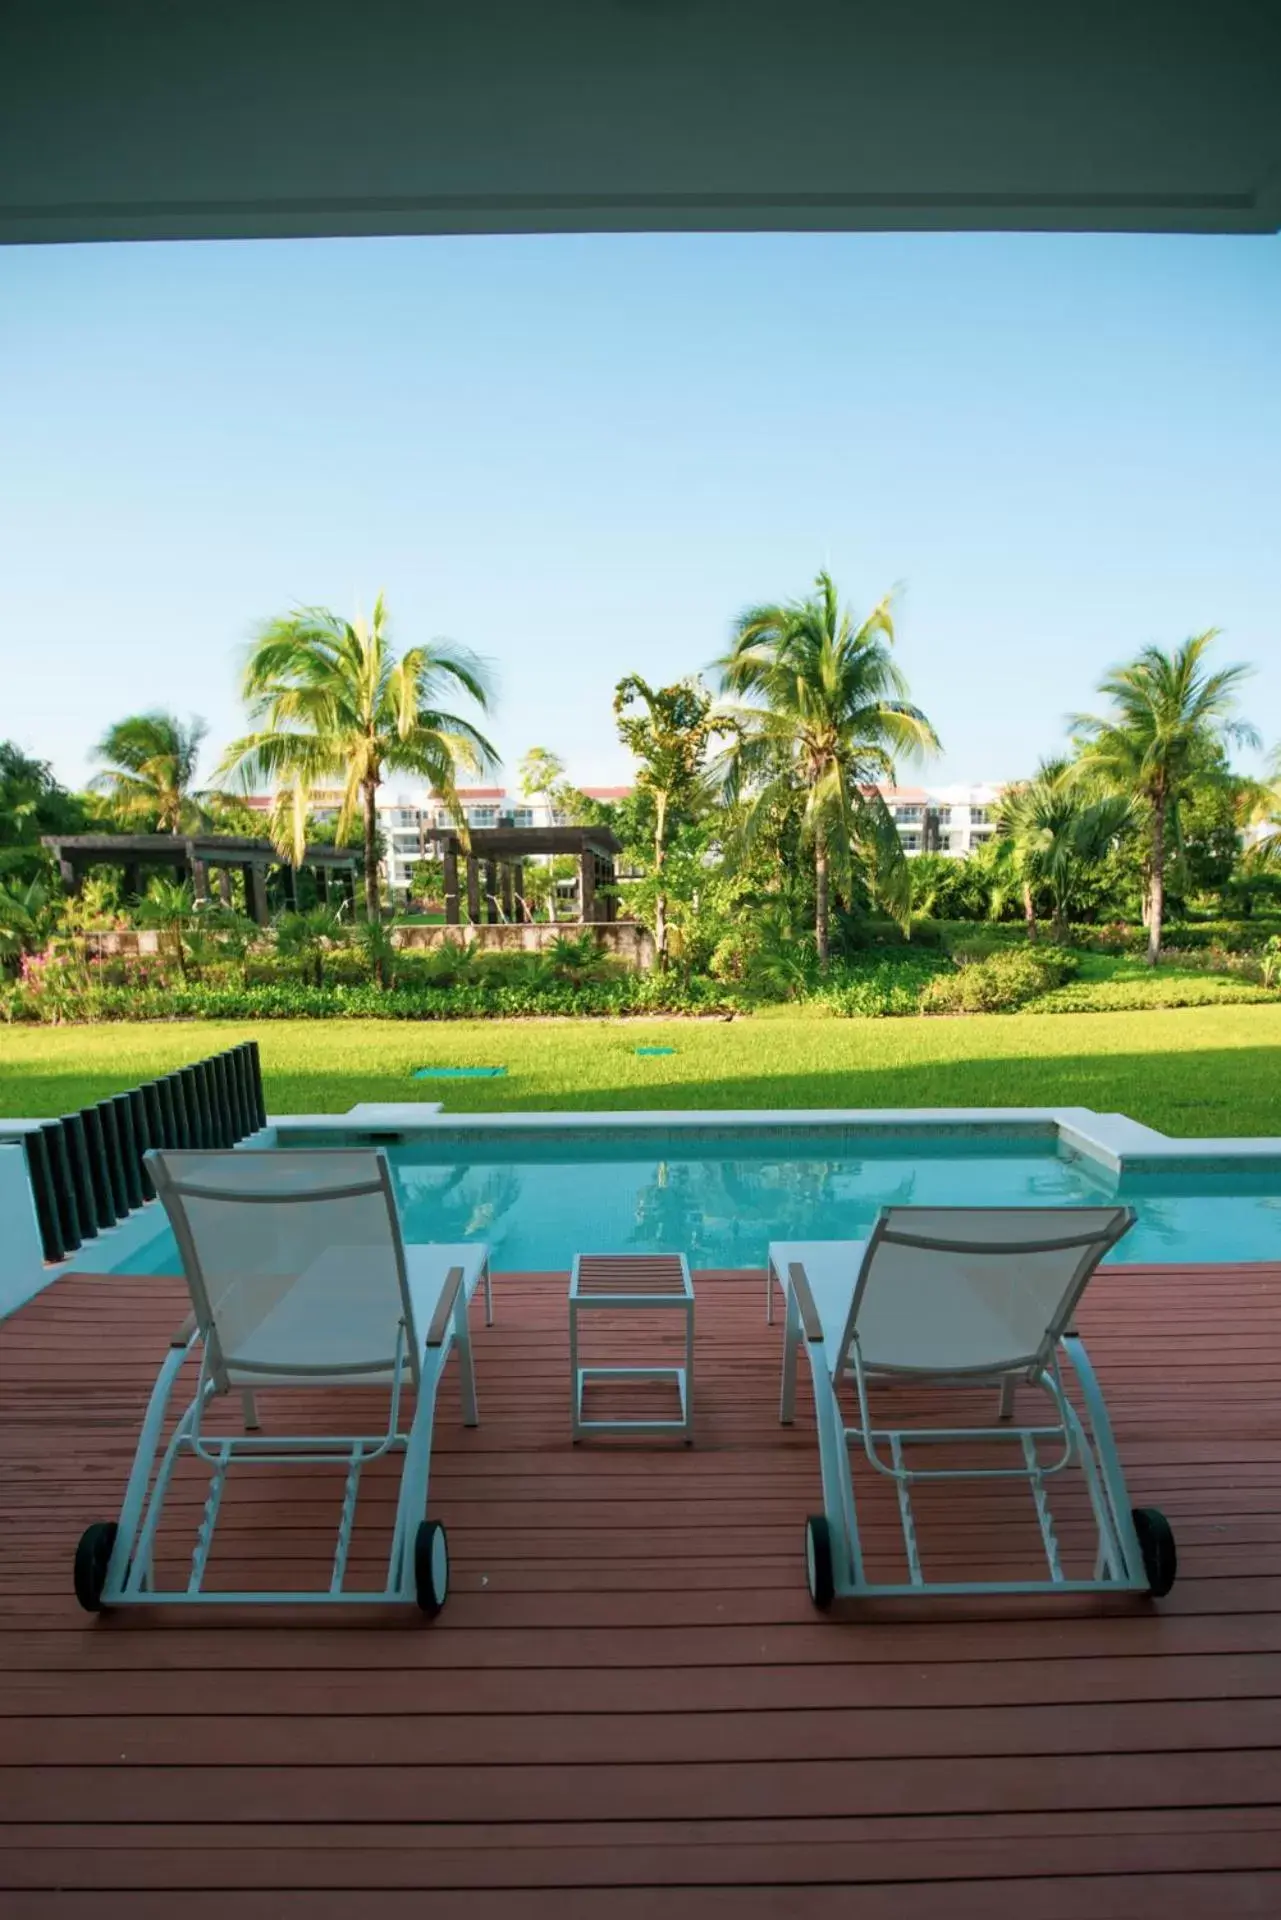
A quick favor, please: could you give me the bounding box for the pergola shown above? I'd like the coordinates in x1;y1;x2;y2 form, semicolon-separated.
437;826;622;926
42;834;361;927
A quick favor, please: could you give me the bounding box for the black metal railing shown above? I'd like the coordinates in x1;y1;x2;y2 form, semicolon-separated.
17;1040;267;1265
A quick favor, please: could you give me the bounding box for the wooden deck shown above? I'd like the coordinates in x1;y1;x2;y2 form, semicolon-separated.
2;1259;1281;1916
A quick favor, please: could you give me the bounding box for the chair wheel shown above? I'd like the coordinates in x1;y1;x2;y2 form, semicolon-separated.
414;1519;449;1616
805;1514;835;1610
74;1521;118;1613
1132;1507;1177;1597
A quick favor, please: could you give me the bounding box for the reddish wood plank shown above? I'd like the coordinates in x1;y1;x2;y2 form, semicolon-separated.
2;1259;1280;1909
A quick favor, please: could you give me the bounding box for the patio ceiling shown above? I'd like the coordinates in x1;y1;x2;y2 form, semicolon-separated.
2;1;1279;245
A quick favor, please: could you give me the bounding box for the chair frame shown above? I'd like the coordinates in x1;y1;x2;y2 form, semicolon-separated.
91;1150;487;1610
776;1207;1161;1600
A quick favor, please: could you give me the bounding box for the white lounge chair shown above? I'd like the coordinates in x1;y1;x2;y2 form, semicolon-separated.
73;1149;492;1617
772;1206;1177;1608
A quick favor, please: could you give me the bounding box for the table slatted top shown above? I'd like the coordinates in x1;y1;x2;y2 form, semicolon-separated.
572;1254;693;1299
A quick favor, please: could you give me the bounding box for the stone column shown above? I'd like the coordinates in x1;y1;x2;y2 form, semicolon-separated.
483;860;499;924
217;868;233;906
579;847;596;923
512;862;525;923
316;866;331;905
443;849;460;924
501;862;515;923
121;862;142;903
190;858;210;902
465;856;481;926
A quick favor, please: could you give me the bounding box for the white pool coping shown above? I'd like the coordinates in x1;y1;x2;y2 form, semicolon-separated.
4;1102;1277;1312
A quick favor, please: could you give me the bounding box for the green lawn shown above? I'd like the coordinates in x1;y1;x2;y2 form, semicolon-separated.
2;1005;1280;1137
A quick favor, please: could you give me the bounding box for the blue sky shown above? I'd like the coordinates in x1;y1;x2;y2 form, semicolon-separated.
1;232;1278;793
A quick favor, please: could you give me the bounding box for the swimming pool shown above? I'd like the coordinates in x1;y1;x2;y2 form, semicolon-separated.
115;1124;1281;1273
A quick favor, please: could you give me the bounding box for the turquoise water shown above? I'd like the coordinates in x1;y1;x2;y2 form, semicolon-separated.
117;1127;1281;1273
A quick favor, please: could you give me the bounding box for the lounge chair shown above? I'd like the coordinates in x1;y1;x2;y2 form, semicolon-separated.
73;1149;491;1617
771;1207;1177;1608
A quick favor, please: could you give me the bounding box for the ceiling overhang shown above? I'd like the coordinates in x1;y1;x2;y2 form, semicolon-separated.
2;1;1279;245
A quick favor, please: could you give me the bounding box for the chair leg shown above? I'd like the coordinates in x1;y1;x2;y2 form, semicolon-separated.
780;1286;801;1426
241;1390;261;1431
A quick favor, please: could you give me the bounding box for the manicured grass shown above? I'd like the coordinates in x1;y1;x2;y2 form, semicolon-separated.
2;1005;1280;1137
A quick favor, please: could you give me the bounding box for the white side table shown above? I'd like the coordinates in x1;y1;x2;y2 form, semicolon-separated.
569;1253;694;1442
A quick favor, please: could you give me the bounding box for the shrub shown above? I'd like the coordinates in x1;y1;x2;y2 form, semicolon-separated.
815;953;953;1018
922;946;1078;1015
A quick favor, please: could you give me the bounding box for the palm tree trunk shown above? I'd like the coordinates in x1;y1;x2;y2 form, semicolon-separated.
815;834;830;969
1023;883;1037;941
1147;798;1166;967
653;792;668;969
361;780;381;926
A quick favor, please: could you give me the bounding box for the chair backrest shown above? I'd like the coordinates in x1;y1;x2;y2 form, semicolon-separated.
146;1149;415;1386
836;1205;1134;1378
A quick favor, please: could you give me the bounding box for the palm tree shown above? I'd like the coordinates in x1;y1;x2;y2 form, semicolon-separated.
219;593;498;923
275;904;347;987
91;713;211;833
715;572;939;965
999;760;1134;943
1072;633;1258;964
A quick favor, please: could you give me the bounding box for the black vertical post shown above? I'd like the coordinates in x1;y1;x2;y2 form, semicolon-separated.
165;1073;191;1149
142;1082;165;1162
225;1048;248;1141
112;1096;143;1210
154;1075;178;1150
195;1060;217;1147
78;1106;118;1230
179;1067;205;1148
60;1112;99;1240
40;1120;82;1256
97;1098;130;1219
246;1040;267;1130
207;1054;231;1148
129;1088;155;1199
22;1130;65;1264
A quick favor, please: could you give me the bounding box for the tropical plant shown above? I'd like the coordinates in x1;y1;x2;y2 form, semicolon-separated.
999;760;1135;943
0;742;90;884
1071;632;1258;964
613;675;724;964
517;746;566;804
219;593;498;924
0;876;58;972
715;572;939;965
133;877;202;980
274;905;347;987
90;712;213;833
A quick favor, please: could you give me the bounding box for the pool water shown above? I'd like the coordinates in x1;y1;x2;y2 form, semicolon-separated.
119;1127;1281;1273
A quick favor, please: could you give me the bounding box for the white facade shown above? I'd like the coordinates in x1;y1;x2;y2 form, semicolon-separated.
878;785;1005;859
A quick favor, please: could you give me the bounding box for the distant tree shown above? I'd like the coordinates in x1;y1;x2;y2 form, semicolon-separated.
91;713;212;834
613;674;724;964
219;593;498;926
999;760;1134;943
1072;633;1258;963
0;742;91;885
716;573;939;965
517;747;566;804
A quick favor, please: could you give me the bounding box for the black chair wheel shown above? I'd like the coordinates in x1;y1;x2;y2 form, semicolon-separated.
74;1521;118;1613
805;1514;835;1610
414;1519;449;1616
1132;1507;1177;1597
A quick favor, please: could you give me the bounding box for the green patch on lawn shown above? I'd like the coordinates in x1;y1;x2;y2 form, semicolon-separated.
2;1006;1279;1137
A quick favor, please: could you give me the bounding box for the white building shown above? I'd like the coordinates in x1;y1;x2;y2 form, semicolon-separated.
877;784;1005;859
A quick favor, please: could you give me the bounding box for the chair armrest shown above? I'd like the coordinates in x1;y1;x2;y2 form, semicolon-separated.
171;1311;198;1348
787;1262;824;1343
426;1266;465;1349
